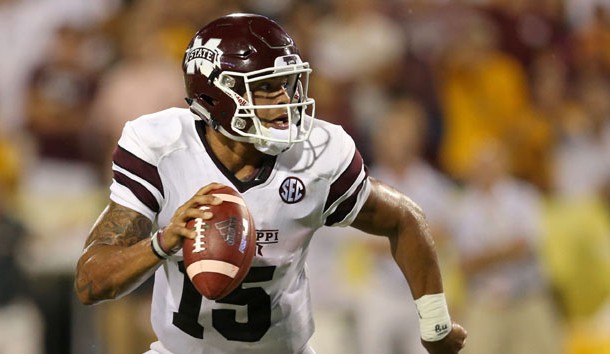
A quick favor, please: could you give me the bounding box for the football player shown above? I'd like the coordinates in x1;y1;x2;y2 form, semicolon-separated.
75;13;467;354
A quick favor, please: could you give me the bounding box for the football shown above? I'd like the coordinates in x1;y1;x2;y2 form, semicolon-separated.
182;185;256;300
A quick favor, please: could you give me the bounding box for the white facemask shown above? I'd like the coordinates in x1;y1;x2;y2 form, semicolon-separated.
253;124;298;155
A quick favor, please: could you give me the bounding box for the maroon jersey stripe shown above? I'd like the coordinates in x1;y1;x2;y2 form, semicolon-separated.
324;178;366;226
113;145;164;197
113;170;160;213
324;149;364;213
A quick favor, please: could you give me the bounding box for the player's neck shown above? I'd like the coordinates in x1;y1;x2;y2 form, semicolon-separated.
205;128;267;181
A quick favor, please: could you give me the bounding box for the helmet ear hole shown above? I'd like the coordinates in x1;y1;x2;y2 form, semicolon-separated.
207;67;221;85
199;94;217;107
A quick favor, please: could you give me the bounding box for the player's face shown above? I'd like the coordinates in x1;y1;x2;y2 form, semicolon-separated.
249;75;297;129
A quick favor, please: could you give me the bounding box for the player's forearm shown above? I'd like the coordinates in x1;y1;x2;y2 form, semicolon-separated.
391;206;460;345
352;178;445;297
75;201;161;304
389;203;444;299
75;239;161;305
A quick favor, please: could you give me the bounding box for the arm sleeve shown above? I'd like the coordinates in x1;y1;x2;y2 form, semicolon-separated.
321;127;371;227
109;121;164;221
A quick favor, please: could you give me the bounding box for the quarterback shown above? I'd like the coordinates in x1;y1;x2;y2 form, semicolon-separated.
74;13;466;354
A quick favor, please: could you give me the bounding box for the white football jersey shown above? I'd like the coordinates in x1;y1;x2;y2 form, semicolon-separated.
109;108;370;354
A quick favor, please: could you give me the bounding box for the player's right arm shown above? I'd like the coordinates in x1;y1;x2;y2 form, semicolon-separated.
75;201;158;305
75;184;223;305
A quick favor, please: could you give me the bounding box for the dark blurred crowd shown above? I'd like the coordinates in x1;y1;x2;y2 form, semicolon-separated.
1;0;610;353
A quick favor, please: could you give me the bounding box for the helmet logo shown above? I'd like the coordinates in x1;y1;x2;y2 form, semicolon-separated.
185;38;223;77
281;55;298;65
275;55;302;68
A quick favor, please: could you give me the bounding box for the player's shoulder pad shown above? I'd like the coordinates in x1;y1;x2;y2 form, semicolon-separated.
118;107;195;166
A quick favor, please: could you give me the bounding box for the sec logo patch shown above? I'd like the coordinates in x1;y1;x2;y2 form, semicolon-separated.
279;177;305;204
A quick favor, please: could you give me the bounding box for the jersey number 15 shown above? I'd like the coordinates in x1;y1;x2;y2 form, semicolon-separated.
173;262;276;342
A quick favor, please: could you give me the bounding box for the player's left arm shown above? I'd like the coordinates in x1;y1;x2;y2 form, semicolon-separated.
351;177;467;354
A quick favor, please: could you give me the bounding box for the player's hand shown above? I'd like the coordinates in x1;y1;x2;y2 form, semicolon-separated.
162;183;225;251
421;322;467;354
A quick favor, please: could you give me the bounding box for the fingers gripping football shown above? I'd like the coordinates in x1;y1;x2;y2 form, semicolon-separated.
161;183;226;251
154;183;257;300
182;185;257;300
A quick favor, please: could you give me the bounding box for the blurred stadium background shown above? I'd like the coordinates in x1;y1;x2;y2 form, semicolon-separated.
1;0;610;353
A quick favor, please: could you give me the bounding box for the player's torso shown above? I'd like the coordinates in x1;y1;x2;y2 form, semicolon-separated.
151;115;334;353
156;142;326;264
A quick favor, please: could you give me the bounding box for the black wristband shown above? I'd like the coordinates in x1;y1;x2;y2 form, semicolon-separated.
150;236;165;259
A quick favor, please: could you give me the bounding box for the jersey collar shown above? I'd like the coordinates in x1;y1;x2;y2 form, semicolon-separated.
195;120;276;192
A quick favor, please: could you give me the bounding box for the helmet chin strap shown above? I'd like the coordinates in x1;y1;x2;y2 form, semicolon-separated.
187;98;215;126
188;98;249;142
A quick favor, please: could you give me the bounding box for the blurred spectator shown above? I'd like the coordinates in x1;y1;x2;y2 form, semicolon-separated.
0;134;43;354
311;0;405;82
539;69;610;354
518;49;565;191
308;225;361;354
394;4;448;164
483;0;568;68
542;192;610;354
551;74;610;199
18;20;109;354
87;0;192;182
566;0;610;31
282;1;328;60
24;25;100;164
0;0;119;132
310;0;406;160
241;0;298;19
452;140;564;354
570;4;610;77
436;9;547;184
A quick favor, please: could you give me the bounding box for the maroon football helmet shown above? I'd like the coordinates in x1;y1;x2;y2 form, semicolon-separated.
183;13;315;154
